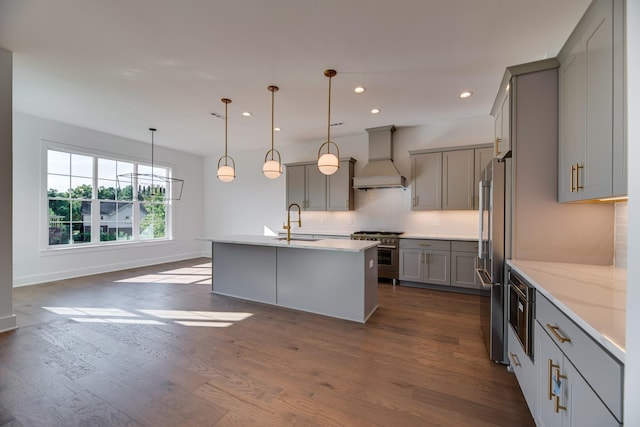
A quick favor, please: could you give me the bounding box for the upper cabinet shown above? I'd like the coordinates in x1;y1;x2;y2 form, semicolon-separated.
557;0;625;202
285;158;355;211
410;145;491;211
493;85;511;159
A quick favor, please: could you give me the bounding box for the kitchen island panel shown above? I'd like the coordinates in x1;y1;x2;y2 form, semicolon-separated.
276;246;378;323
213;243;277;304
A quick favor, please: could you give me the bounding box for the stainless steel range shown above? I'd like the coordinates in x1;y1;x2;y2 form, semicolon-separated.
350;231;403;285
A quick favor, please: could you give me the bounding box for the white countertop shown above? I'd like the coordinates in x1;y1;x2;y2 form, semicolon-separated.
200;235;378;253
401;234;477;241
507;259;626;363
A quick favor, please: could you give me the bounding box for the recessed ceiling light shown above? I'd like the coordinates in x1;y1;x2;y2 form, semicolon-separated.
274;127;281;132
370;108;381;114
459;91;473;99
354;86;366;94
242;111;252;117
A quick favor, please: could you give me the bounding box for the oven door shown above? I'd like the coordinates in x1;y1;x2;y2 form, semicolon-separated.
377;245;398;278
508;276;534;358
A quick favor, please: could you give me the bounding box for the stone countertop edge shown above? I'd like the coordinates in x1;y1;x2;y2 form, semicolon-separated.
400;234;478;241
198;235;379;253
507;259;626;364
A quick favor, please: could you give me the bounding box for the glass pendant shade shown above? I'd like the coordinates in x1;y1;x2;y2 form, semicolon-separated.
318;69;340;176
216;98;236;183
263;85;282;179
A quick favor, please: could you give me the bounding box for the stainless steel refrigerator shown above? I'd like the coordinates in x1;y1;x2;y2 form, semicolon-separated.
477;158;507;364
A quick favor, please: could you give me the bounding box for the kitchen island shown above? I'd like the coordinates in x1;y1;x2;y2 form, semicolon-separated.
202;235;379;323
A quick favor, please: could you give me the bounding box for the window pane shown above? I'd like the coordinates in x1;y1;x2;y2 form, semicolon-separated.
49;223;70;245
139;203;166;239
98;158;117;179
116;202;133;240
72;222;91;243
98;179;117;200
48;150;70;175
118;183;134;201
138;164;153;176
70;177;93;199
48;174;70;197
71;200;91;222
71;154;93;178
49;199;70;222
117;161;134;175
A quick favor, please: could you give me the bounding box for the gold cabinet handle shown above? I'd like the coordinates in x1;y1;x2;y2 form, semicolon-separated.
509;352;521;367
495;137;501;156
571;165;576;192
548;359;560;400
576;163;584;191
546;324;571;343
554;369;568;413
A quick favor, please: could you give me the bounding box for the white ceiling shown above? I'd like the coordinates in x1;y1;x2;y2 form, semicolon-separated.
0;0;591;156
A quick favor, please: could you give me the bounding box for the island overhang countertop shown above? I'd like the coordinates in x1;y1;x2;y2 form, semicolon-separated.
199;235;379;252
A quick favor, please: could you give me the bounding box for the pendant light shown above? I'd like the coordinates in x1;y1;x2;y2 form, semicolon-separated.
263;85;282;179
217;98;236;182
117;128;184;200
317;69;340;176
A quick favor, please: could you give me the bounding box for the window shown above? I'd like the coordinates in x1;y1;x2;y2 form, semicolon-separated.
46;147;172;248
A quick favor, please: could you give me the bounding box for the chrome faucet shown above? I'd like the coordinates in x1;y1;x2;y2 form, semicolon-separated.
283;203;302;242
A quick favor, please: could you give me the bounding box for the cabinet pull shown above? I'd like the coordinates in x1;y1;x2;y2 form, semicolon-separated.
554;369;568;413
495;137;501;156
576;163;584;191
546;324;571;343
571;165;576;192
509;352;521;367
548;359;560;400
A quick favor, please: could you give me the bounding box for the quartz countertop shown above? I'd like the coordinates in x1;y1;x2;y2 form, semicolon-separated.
400;234;477;241
200;235;378;253
507;259;626;363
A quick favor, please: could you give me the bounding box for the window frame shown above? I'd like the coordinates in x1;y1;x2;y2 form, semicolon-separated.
41;140;176;252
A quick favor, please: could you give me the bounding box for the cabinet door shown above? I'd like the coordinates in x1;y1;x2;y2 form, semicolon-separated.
442;149;474;210
507;326;536;419
497;89;511;158
327;160;354;211
399;249;422;282
412;153;442;210
286;165;306;209
450;251;478;289
423;250;450;286
305;164;327;211
564;360;620;426
474;147;493;209
536;322;564;427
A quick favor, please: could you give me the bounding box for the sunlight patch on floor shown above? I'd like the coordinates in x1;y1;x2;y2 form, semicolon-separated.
115;265;212;285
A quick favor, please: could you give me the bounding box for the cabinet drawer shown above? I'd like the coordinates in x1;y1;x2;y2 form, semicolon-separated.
451;240;478;253
399;239;450;251
507;326;536;417
537;295;623;420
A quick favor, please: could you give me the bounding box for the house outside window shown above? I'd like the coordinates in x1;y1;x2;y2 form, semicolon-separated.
46;146;172;248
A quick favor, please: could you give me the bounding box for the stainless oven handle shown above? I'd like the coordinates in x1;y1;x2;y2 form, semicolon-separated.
509;281;528;301
378;245;397;249
478;180;484;259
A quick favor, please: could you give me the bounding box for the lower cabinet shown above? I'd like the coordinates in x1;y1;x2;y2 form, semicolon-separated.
534;292;622;426
535;322;620;426
399;239;450;286
450;241;479;289
507;325;537;417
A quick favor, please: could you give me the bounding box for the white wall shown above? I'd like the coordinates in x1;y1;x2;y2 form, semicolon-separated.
203;116;493;251
0;47;16;332
12;113;205;286
624;0;639;423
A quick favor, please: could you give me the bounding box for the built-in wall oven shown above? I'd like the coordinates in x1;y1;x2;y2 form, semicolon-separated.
508;269;536;359
351;231;403;285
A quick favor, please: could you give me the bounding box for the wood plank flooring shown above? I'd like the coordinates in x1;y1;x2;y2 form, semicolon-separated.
1;258;535;426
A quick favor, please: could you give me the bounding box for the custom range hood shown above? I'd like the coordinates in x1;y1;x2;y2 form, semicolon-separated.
353;125;407;189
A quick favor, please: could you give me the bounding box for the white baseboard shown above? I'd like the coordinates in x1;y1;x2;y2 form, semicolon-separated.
13;251;207;287
0;314;17;333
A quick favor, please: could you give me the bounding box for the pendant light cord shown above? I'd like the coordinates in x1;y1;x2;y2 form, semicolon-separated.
271;87;275;160
224;101;229;166
327;74;332;152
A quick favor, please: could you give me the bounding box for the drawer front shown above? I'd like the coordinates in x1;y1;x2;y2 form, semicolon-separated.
537;295;623;421
507;326;536;417
399;239;450;251
451;240;478;253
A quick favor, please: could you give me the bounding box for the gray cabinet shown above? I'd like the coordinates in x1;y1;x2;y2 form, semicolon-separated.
450;241;479;289
399;239;450;286
535;294;622;426
557;0;625;202
507;325;536;418
473;147;493;209
493;87;511;159
442;150;474;210
411;152;442;210
285;158;355;211
410;145;491;211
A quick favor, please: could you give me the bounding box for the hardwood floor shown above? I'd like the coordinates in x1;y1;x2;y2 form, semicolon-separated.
1;258;535;426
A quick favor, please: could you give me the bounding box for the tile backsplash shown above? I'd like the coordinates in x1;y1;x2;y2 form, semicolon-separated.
615;201;628;268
